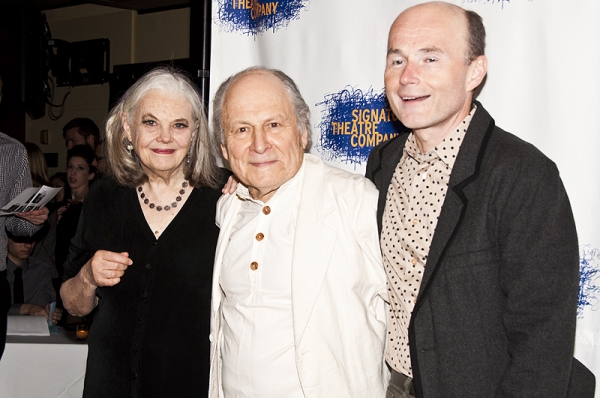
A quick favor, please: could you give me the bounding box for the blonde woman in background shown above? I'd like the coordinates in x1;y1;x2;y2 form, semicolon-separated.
24;142;49;187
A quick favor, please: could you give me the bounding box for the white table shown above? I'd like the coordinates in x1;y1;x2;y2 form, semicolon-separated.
0;331;88;398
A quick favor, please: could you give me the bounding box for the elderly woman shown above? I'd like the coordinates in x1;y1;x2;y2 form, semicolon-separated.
60;67;225;398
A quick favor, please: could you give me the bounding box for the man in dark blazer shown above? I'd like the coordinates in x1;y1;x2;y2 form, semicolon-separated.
366;2;595;397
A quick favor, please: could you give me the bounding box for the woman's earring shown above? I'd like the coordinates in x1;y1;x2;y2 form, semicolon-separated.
126;140;133;152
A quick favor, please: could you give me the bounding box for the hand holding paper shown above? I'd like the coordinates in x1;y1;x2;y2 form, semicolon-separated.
16;206;49;225
0;185;61;216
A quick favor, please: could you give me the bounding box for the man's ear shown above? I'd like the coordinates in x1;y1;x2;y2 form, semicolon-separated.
86;134;96;149
300;128;308;150
467;55;488;92
220;143;229;161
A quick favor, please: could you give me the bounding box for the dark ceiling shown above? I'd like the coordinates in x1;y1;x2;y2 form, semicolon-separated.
31;0;191;13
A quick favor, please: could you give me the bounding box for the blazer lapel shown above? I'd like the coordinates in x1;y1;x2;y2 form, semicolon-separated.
369;134;409;234
291;156;337;346
415;102;496;304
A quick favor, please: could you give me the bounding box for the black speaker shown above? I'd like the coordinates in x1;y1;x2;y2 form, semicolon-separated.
109;58;199;111
44;152;59;168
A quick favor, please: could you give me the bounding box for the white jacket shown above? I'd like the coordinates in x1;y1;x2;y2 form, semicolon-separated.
209;154;388;397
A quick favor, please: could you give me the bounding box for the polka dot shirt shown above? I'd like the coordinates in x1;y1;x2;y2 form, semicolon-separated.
381;106;476;377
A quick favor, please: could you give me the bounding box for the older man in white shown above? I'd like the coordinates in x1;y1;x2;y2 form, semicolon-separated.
209;67;388;397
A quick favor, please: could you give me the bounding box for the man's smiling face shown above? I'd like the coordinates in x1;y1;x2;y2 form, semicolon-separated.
220;71;307;203
384;3;485;140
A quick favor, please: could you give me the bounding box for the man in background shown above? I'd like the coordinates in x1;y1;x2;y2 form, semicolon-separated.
6;232;62;324
366;2;594;397
94;139;107;175
1;71;49;360
62;117;100;151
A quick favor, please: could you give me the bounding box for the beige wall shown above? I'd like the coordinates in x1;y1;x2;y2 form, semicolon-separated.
27;5;190;176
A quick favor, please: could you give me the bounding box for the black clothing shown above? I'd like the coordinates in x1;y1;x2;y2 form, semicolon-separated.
0;270;9;359
12;267;24;304
366;102;594;397
7;257;55;313
56;201;84;279
63;177;222;398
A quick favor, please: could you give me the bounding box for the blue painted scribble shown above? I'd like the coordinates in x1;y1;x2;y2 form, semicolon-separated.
461;0;534;9
462;0;510;9
578;245;600;318
315;86;406;166
215;0;310;36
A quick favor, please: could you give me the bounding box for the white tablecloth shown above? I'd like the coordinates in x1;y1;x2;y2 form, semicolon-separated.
0;331;88;398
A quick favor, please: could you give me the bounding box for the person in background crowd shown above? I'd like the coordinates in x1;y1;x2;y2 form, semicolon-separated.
31;172;68;301
49;172;67;207
55;145;96;280
24;142;50;187
209;66;388;397
6;232;62;324
1;71;49;360
0;139;49;357
60;66;226;398
365;2;595;397
94;139;107;176
62;117;100;151
63;145;96;207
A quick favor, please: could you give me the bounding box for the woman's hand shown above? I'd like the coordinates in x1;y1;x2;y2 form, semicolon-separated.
61;250;131;317
84;250;133;288
56;205;68;221
222;175;239;195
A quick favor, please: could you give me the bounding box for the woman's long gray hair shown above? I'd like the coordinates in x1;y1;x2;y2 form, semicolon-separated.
105;66;220;188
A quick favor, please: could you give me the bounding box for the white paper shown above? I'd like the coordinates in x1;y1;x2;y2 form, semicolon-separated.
7;315;50;336
0;185;61;216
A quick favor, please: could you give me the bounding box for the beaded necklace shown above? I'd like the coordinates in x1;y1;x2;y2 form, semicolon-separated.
137;181;188;212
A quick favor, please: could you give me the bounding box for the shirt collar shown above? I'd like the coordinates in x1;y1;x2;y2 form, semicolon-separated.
6;257;28;273
402;104;477;169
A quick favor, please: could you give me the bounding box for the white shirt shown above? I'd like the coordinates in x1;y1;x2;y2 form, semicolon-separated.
220;162;305;398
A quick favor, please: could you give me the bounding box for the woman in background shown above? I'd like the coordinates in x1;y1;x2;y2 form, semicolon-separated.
55;145;96;280
26;145;64;295
60;67;226;398
24;142;49;187
49;172;67;206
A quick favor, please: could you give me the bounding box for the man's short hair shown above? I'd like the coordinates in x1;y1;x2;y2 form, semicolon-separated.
465;9;486;64
62;117;100;147
212;66;312;151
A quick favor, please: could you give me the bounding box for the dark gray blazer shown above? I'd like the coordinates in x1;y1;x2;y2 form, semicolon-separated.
366;102;595;397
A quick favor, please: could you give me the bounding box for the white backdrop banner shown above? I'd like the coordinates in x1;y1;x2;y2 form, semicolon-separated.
209;0;600;389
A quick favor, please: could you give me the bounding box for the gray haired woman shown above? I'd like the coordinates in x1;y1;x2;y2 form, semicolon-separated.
60;66;226;398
